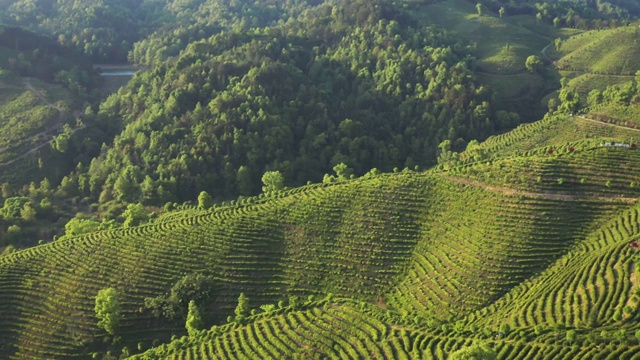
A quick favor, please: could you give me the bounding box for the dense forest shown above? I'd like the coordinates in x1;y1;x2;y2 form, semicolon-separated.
76;0;510;208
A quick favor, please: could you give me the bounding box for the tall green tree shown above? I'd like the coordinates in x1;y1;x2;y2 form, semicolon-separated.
185;300;203;337
261;171;284;193
234;292;250;321
95;288;122;335
197;191;213;209
122;203;149;228
525;55;542;72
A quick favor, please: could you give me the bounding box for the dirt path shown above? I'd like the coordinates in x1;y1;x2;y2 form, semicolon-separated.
441;174;638;204
576;115;640;132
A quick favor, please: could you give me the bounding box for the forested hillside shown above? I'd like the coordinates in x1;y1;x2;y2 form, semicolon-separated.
2;1;640;358
81;0;509;207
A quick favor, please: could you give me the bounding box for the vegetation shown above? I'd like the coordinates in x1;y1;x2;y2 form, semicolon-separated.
2;0;640;359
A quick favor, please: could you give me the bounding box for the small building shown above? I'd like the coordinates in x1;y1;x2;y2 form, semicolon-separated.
601;142;631;148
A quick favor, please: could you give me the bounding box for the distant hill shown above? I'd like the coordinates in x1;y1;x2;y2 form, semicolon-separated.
553;26;640;75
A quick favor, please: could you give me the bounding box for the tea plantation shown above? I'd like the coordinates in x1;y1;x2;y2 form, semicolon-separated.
2;114;640;359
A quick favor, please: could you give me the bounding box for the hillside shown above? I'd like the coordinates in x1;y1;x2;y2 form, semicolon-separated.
553;26;640;76
3;112;640;358
0;26;96;180
4;1;640;359
541;25;640;108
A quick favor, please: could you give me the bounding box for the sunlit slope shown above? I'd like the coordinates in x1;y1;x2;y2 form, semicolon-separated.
472;202;640;338
0;73;76;168
0;174;432;358
386;173;623;322
457;138;640;198
461;115;640;161
554;26;640;75
0;166;629;358
137;299;639;360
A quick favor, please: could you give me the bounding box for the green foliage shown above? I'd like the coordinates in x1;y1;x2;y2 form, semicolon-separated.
448;342;497;360
122;203;149;228
185;300;203;337
234;292;250;320
61;218;100;239
479;0;640;29
94;288;121;335
144;273;216;321
197;191;213;210
1;196;29;219
79;1;505;208
261;171;284;193
525;55;542;73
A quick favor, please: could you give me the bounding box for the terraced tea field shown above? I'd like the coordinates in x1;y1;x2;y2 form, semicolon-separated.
2;111;640;358
554;26;640;75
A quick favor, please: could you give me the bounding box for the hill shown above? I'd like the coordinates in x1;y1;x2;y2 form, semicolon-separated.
0;26;96;179
3;112;640;357
0;26;104;251
541;25;640;107
553;26;640;76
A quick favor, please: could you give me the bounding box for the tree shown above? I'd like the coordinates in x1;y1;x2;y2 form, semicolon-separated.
20;202;36;221
449;343;497;360
61;218;101;240
185;300;203;337
122;203;149;228
587;89;602;107
554;38;562;51
261;171;284;193
234;292;250;321
1;197;29;219
333;163;353;181
525;55;542;73
615;329;627;344
236;166;253;196
197;191;213;209
476;3;483;16
558;88;580;113
499;323;511;336
95;288;122;335
566;329;576;345
144;273;215;321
